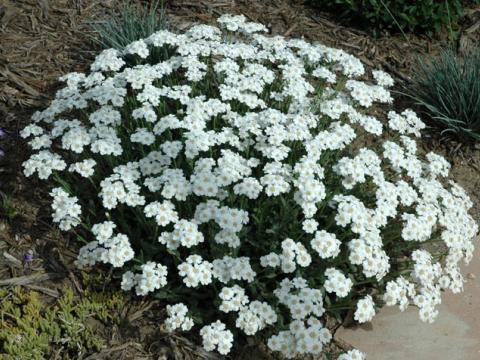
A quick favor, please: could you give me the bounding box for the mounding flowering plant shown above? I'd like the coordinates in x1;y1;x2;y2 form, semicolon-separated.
21;14;477;359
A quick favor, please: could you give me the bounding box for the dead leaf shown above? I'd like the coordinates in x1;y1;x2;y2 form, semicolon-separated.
37;0;49;20
25;284;60;297
0;272;63;286
465;20;480;34
0;67;41;97
2;252;22;267
0;0;17;30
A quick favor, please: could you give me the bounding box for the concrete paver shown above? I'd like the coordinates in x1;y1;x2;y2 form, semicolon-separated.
336;246;480;360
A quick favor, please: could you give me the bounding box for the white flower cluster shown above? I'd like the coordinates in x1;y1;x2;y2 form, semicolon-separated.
274;277;325;320
120;261;168;296
219;285;249;312
372;70;394;88
50;187;81;231
354;295;376;323
212;256;256;283
22;12;478;359
236;300;277;335
383;276;416;312
165;303;194;332
159;219;204;249
23;151;66;179
267;317;332;358
338;349;366;360
69;159;96;177
200;321;234;355
219;285;277;335
260;238;312;273
324;268;354;298
178;255;213;287
144;200;178;226
75;221;135;268
387;109;426;137
311;230;341;258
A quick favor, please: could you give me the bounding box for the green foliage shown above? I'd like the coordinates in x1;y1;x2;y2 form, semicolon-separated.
92;0;169;50
0;195;17;220
0;286;126;359
309;0;470;35
408;47;480;141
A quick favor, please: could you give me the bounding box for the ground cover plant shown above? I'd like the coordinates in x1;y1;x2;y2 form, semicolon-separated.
20;14;478;359
409;47;480;142
0;286;126;359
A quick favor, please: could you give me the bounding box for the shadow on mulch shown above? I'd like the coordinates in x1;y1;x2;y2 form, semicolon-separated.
1;0;480;359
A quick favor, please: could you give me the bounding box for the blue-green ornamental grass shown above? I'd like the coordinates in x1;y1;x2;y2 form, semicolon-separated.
409;47;480;142
20;15;478;359
92;0;168;50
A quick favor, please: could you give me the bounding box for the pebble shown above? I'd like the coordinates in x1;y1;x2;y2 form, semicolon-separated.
467;273;476;280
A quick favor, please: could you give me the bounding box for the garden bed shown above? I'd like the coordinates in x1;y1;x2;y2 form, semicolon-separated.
1;0;480;358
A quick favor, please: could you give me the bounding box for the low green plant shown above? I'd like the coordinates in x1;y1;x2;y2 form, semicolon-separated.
0;286;126;359
408;47;480;141
92;0;169;50
0;194;17;220
309;0;469;35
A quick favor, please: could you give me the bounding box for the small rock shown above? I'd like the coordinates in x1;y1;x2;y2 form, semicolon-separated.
467;273;476;280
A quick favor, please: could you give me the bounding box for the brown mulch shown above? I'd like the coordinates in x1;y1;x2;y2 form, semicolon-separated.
1;0;480;359
2;0;480;110
0;0;104;109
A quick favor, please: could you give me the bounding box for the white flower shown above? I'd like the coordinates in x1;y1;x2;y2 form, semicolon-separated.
324;268;353;298
131;128;155;146
99;233;135;267
354;295;376;323
76;231;134;269
144;200;178;226
274;277;325;320
388;109;425;137
91;221;116;243
219;285;249;312
233;177;262;199
124;39;150;59
200;321;234;355
213;256;256;283
23;151;66;180
50;188;81;231
426;152;450;178
69;159;96;177
120;271;135;291
311;230;341;259
236;301;277;335
20;124;44;138
302;219;318;234
372;69;394;87
134;261;168;296
178;255;213;287
165;303;194;331
29;134;52;150
172;219;204;248
91;48;125;72
338;349;366;360
268;317;332;358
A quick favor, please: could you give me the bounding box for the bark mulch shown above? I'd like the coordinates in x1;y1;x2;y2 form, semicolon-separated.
1;0;480;358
